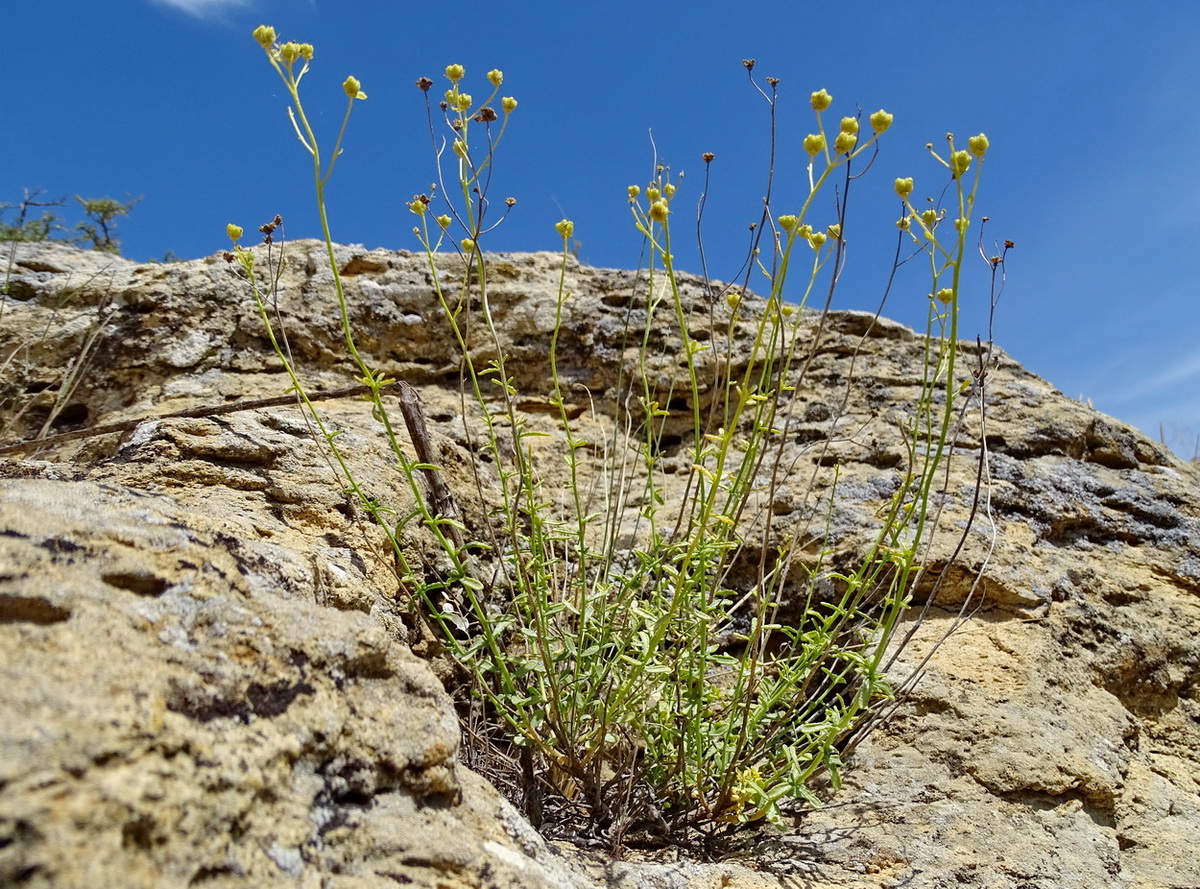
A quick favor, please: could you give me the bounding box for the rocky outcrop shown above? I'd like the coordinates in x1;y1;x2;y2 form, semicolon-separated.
2;241;1198;888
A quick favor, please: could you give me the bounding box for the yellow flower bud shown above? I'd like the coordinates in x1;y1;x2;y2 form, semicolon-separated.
968;133;990;157
894;177;914;199
921;208;939;227
869;110;893;134
664;183;676;197
950;150;971;175
445;64;465;83
646;187;661;201
299;44;314;60
343;76;366;100
803;133;826;157
456;93;472;112
649;200;669;223
954;217;969;233
778;215;797;231
555;219;575;238
501;96;517;113
809;231;827;249
437;215;452;229
408;200;426;215
834;131;857;154
252;25;276;49
487;69;503;86
460;238;476;253
897;217;911;230
627;185;641;200
797;224;813;240
226;223;243;243
280;42;301;63
826;223;841;240
839;116;859;135
810;88;833;112
935;288;954;304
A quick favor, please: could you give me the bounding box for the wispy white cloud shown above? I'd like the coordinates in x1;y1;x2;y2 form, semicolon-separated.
1103;351;1200;453
147;0;255;19
1113;351;1200;403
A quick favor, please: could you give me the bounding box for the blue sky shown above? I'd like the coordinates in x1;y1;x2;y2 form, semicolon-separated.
6;1;1199;457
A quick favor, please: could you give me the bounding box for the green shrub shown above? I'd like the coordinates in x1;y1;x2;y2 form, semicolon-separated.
1;189;141;254
0;190;68;243
230;27;997;849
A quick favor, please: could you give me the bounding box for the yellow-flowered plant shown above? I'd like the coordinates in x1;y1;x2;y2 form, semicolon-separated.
233;34;999;848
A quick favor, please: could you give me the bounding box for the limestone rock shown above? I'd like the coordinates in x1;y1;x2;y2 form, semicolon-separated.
1;240;1198;888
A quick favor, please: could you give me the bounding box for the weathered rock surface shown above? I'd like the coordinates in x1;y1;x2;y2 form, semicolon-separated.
1;240;1198;888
